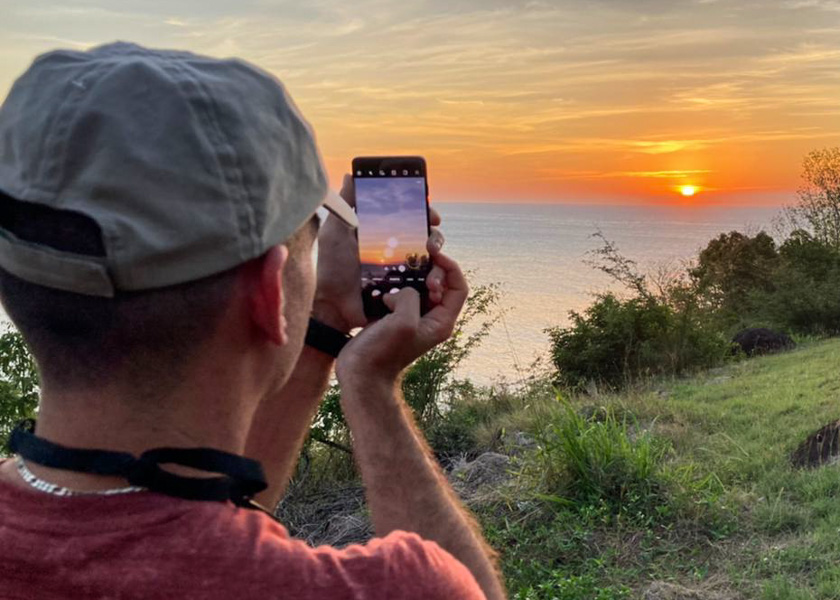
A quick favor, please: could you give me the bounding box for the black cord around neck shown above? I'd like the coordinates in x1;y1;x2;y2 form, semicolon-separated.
8;419;269;509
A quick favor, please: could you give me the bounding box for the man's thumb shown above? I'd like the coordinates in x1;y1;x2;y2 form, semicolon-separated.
382;287;421;318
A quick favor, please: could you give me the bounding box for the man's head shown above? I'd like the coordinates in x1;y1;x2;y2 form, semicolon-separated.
0;193;320;402
0;42;354;401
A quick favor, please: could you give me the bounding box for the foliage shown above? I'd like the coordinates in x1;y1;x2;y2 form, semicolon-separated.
513;573;631;600
690;230;779;326
549;293;728;390
0;327;39;452
549;234;730;390
783;147;840;248
401;282;503;427
308;283;503;455
528;396;670;516
424;379;524;459
752;231;840;336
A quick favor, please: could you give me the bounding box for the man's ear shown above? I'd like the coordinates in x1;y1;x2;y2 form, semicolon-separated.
248;245;289;346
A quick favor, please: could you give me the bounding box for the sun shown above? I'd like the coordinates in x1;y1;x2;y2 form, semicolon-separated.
679;185;697;197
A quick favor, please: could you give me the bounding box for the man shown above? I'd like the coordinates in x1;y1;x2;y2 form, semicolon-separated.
0;42;505;600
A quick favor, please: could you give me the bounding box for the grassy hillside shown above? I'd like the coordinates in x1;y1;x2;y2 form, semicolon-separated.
474;338;840;599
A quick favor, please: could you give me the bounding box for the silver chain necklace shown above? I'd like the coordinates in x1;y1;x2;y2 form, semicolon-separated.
14;456;146;497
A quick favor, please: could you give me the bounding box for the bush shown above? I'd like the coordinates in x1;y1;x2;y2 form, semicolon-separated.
401;283;502;427
548;233;731;391
307;283;503;459
529;397;670;517
0;328;39;452
548;293;729;390
753;231;840;335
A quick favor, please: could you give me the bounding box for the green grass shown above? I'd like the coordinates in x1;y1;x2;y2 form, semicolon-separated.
470;338;840;599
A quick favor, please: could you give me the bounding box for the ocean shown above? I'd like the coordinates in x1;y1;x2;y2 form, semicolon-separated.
435;202;781;385
0;202;780;385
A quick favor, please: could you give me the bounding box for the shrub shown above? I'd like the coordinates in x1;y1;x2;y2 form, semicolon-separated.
0;327;39;452
548;292;729;390
548;233;731;390
529;397;670;517
401;283;502;427
424;379;526;459
753;231;840;335
308;283;503;457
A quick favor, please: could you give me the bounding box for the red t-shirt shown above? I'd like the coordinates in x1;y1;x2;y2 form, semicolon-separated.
0;471;485;599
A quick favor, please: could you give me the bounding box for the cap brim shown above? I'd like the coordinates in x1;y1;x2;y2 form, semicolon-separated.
322;190;358;229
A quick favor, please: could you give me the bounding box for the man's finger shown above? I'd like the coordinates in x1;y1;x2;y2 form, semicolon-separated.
340;174;356;208
417;253;468;346
429;207;441;227
426;264;446;305
429;252;468;311
427;228;445;257
381;287;421;331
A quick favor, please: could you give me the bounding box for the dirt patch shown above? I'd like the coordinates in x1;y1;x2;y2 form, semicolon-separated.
449;452;513;504
276;485;372;548
643;581;738;600
791;419;840;468
278;450;516;547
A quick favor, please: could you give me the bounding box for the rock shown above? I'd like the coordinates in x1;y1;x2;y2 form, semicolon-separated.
732;328;795;356
579;404;610;422
791;419;840;468
277;485;372;548
449;452;511;502
501;431;536;455
643;581;736;600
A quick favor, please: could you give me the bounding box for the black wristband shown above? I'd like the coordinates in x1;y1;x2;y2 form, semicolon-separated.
305;317;352;358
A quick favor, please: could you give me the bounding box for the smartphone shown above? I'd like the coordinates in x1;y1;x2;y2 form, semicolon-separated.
352;156;431;319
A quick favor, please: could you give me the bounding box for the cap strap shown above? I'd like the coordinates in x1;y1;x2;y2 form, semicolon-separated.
0;228;114;297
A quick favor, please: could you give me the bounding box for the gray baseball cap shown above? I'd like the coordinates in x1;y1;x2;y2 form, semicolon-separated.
0;41;357;297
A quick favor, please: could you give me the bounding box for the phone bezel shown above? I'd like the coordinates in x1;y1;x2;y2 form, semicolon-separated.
352;156;431;319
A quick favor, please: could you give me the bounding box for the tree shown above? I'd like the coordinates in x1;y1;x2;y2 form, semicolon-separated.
0;327;39;452
690;231;779;323
784;147;840;248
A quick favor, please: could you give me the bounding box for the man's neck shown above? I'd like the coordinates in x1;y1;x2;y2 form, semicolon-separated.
1;369;263;494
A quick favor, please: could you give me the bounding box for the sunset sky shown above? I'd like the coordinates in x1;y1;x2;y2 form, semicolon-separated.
3;0;840;205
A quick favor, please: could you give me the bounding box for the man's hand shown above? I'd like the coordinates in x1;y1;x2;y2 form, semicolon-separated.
335;250;467;384
312;174;444;333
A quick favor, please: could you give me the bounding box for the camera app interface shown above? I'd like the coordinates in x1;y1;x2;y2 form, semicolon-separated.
356;174;429;314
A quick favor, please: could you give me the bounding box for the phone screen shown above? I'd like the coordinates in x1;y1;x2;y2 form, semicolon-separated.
353;157;430;319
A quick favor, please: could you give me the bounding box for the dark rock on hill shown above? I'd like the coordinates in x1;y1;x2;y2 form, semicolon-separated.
732;328;795;356
792;419;840;469
450;452;511;504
